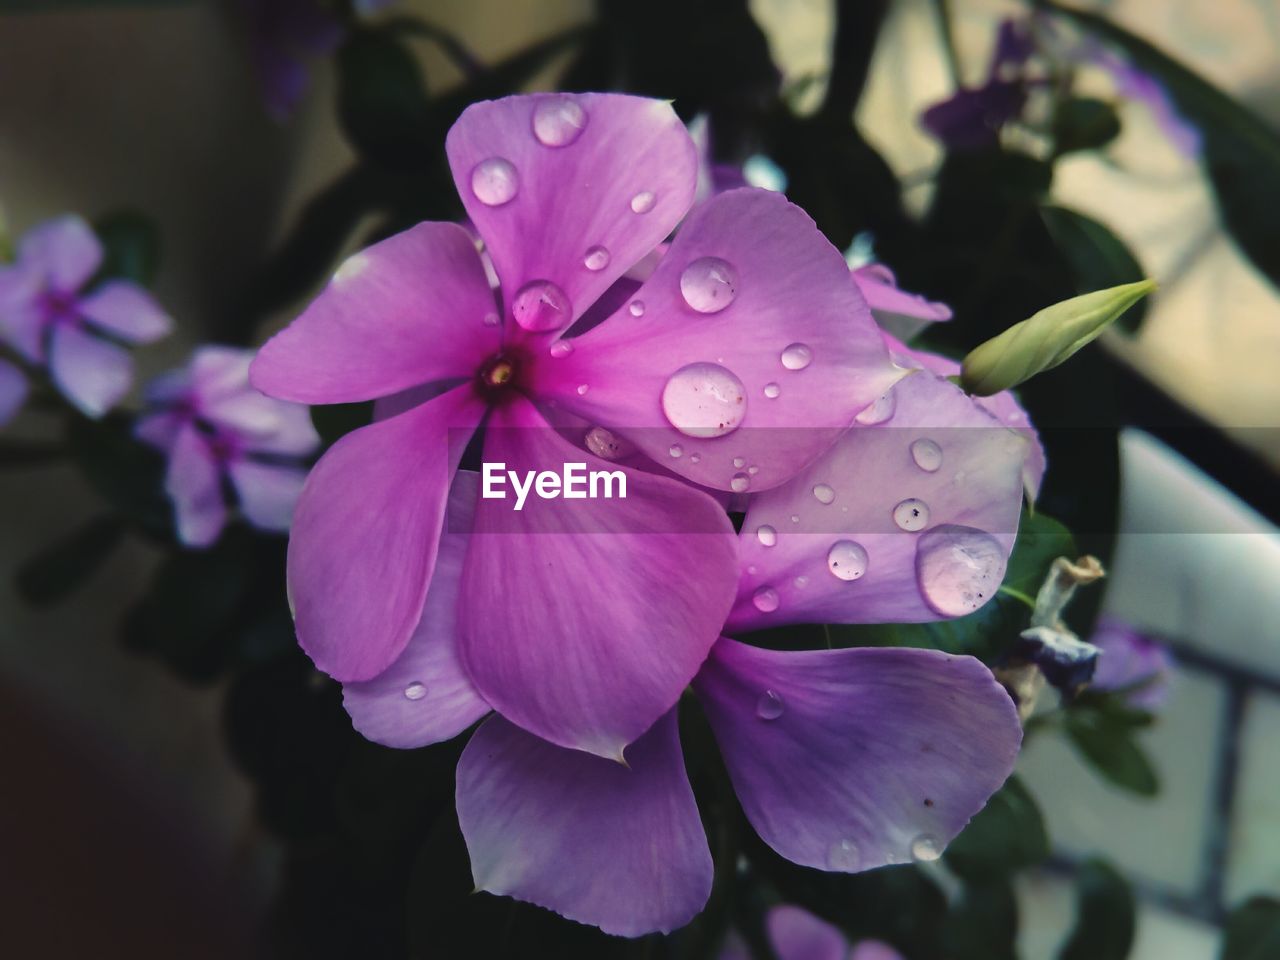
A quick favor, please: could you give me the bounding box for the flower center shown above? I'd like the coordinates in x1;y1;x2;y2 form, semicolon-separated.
475;353;521;401
38;289;80;327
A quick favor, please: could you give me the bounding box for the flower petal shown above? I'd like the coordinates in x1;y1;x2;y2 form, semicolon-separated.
446;93;697;339
49;323;133;418
250;222;499;404
227;460;308;533
288;383;485;681
851;264;952;342
0;359;29;426
729;370;1027;632
342;471;491;748
18;214;103;291
458;395;737;760
456;710;712;937
851;941;906;960
766;905;849;960
166;423;228;548
693;638;1021;872
134;411;186;452
77;280;173;344
532;189;903;492
0;262;47;362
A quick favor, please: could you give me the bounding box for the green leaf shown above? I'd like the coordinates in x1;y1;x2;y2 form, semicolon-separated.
960;280;1156;396
1057;859;1136;960
92;210;161;288
15;514;125;606
1053;97;1123;155
0;438;64;468
946;776;1050;879
1221;897;1280;960
66;412;172;538
337;30;434;166
311;401;373;447
1041;206;1148;333
1004;510;1076;597
1065;711;1159;796
943;876;1019;960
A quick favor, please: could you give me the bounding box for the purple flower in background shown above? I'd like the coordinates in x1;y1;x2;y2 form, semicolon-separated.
137;347;319;547
922;19;1035;150
234;0;345;120
1088;46;1201;156
0;215;171;417
0;358;27;427
1089;615;1173;711
720;905;904;960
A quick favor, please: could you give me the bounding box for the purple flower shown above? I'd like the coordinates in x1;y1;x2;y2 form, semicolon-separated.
1087;46;1201;156
0;358;27;427
720;905;904;960
0;215;172;418
1088;616;1173;711
921;19;1035;150
234;0;345;120
852;263;953;343
137;347;319;547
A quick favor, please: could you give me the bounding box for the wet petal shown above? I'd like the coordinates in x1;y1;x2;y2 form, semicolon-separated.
458;395;737;760
446;93;697;339
0;359;28;426
166;423;228;548
77;280;172;343
227;460;308;533
851;264;952;342
288;384;485;681
533;189;903;492
729;370;1027;632
49;324;132;418
456;710;712;936
18;214;103;291
766;905;848;960
251;222;499;404
342;472;491;747
693;639;1021;872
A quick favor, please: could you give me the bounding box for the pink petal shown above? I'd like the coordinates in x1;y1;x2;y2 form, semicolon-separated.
166;423;228;548
77;280;173;344
0;359;28;426
227;460;308;533
851;941;906;960
18;214;103;291
49;323;133;418
851;264;952;342
766;905;848;960
446;93;697;343
250;222;499;404
456;710;712;936
693;639;1021;872
288;384;485;681
342;472;491;747
530;189;904;492
729;369;1028;632
457;395;737;760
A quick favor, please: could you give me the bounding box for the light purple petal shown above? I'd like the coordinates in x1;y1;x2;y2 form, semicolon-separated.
0;359;28;426
0;262;46;362
456;710;712;936
851;264;952;342
251;222;499;404
693;639;1022;872
446;93;698;340
531;189;904;493
134;410;187;452
457;395;737;761
342;471;490;747
48;323;133;418
288;384;485;682
766;905;848;960
77;280;173;344
850;941;905;960
18;214;103;291
1089;616;1173;712
728;369;1028;633
227;459;308;533
166;423;228;548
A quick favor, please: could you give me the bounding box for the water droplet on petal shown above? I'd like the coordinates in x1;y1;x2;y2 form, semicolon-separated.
470;157;518;206
812;483;836;505
780;343;812;370
747;465;759;476
532;96;586;147
827;540;868;581
752;585;780;613
628;299;646;317
911;834;942;862
763;382;781;399
332;252;369;285
669;443;683;459
583;245;611;271
793;575;809;588
661;362;747;438
893;498;930;532
680;257;739;313
630;190;656;214
733;456;746;468
790;514;800;524
827;838;860;871
482;311;500;327
549;340;574;358
512;280;572;332
730;472;750;493
915;525;1004;617
584;426;623;460
756;525;777;547
856;390;897;425
911;438;943;472
404;682;426;701
755;689;785;720
689;453;701;464
576;383;590;396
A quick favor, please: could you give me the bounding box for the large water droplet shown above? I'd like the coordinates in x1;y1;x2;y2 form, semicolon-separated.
827;838;860;871
756;524;777;547
661;362;747;438
549;340;573;358
583;245;611;271
763;382;781;399
827;540;868;581
730;473;750;493
332;252;369;286
470;157;518;206
532;96;586;147
893;498;931;532
855;390;897;425
404;682;427;701
512;280;571;332
780;343;812;371
911;834;942;862
628;300;646;317
680;257;739;313
812;483;836;505
915;525;1004;617
755;690;785;720
752;585;780;613
911;438;943;472
584;426;623;460
630;190;656;214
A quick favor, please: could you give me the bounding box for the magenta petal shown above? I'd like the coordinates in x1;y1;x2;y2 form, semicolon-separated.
77;280;173;344
851;264;952;342
456;710;712;936
19;214;103;291
342;472;491;747
534;189;903;492
851;941;906;960
250;222;499;404
167;423;228;547
694;639;1021;872
766;905;848;960
446;93;697;338
288;384;484;681
49;324;133;418
227;460;308;533
0;359;28;426
458;395;737;760
729;370;1028;632
134;410;185;452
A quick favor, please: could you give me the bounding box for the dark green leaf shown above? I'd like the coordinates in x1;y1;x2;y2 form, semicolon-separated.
1053;97;1122;155
15;514;125;606
946;776;1050;879
337;30;434;166
311;401;373;447
1041;206;1148;333
1058;859;1135;960
1004;510;1076;596
0;438;64;468
1221;896;1280;960
65;412;172;538
1065;712;1159;796
92;210;161;288
943;875;1019;960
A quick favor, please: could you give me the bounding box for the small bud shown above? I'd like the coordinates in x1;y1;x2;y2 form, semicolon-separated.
960;280;1156;396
